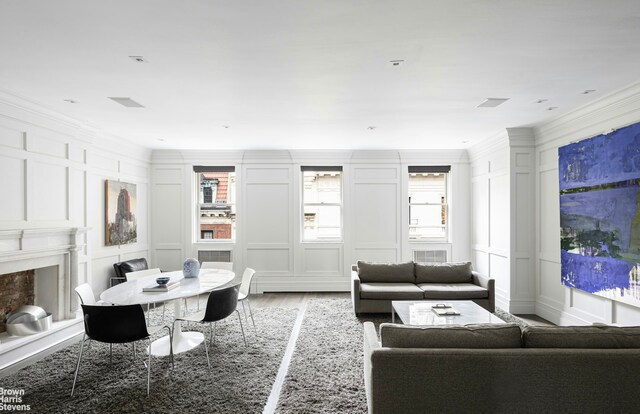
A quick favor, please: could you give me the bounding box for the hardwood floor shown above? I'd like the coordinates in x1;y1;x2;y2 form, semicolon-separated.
248;292;555;326
249;292;350;308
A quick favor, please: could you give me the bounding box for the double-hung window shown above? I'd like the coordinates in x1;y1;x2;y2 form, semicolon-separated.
194;166;236;241
301;166;343;241
408;166;450;240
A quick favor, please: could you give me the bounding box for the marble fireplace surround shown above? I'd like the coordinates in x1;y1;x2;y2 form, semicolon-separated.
0;227;89;371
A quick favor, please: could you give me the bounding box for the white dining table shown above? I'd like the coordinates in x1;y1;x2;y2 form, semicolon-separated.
99;268;235;356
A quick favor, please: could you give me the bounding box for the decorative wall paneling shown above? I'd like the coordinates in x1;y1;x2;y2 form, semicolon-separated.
469;129;536;314
0;91;151;296
533;81;640;325
151;149;471;292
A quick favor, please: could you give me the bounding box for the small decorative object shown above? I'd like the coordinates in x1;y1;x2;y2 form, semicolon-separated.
156;276;170;285
183;258;200;278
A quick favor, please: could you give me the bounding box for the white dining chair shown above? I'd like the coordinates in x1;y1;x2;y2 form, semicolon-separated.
126;268;163;322
200;261;233;271
196;262;234;310
74;283;104;305
238;268;257;335
125;268;162;280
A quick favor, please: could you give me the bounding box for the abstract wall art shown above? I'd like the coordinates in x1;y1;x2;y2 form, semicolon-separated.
105;180;137;246
559;121;640;307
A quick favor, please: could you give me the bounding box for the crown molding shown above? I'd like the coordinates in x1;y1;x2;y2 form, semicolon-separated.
467;130;509;162
533;81;640;148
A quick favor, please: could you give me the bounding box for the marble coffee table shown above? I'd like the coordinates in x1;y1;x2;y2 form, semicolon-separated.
391;300;505;325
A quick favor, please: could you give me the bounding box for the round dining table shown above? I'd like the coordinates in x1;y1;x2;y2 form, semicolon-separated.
100;268;235;356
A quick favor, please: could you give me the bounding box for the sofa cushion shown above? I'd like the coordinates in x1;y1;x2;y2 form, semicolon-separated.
360;283;424;300
380;323;522;348
522;325;640;348
414;261;472;284
418;283;488;299
357;261;415;283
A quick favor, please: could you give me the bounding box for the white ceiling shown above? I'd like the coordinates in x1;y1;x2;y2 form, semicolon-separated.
1;1;640;150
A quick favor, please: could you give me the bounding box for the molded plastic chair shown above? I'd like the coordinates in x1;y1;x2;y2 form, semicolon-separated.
173;283;245;369
200;261;233;271
71;304;173;397
125;268;163;321
74;283;105;305
238;268;257;334
125;268;161;280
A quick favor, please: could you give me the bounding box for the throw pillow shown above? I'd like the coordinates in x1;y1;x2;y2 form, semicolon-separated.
414;261;472;284
356;261;415;283
380;323;522;348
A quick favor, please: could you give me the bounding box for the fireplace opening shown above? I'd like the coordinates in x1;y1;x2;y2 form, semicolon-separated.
0;270;35;334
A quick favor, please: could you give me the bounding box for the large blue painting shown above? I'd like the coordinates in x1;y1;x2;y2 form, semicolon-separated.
559;122;640;307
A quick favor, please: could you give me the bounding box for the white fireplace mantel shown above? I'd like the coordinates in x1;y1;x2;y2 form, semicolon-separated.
0;227;90;371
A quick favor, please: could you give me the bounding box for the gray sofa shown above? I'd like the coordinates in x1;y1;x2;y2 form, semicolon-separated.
351;261;494;314
364;322;640;414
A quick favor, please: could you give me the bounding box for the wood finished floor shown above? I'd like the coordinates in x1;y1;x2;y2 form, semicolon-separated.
248;292;555;326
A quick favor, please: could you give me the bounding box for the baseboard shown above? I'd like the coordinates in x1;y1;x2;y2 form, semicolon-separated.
535;301;592;326
256;277;350;293
0;318;83;374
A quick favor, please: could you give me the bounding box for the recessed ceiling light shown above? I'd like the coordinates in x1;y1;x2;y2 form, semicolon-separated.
222;125;230;129
389;60;404;67
367;126;376;130
477;98;509;108
461;140;469;144
63;99;77;104
547;106;558;111
129;56;148;63
582;89;596;94
157;138;165;142
535;99;548;104
108;97;145;108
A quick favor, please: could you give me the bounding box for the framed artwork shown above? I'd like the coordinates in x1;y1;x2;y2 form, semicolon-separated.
558;121;640;307
105;180;137;246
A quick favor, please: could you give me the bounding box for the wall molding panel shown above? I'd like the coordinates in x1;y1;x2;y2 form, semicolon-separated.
533;81;640;325
152;149;471;292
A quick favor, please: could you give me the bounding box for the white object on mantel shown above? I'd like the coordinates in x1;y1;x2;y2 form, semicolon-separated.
0;227;90;371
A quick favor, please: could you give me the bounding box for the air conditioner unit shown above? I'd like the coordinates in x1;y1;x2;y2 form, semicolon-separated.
197;250;232;263
413;250;447;264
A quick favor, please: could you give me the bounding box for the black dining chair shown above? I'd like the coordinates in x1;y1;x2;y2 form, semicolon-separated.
173;283;246;369
71;304;174;397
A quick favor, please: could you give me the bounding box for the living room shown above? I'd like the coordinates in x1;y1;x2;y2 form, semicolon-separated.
1;1;640;413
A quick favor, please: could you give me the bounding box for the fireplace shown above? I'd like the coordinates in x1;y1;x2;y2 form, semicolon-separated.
0;227;89;370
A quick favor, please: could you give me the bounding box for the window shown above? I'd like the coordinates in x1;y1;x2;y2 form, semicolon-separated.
408;166;450;240
301;166;343;241
194;166;236;241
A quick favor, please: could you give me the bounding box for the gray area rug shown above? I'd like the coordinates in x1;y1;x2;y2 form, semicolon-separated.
3;304;297;414
275;299;528;414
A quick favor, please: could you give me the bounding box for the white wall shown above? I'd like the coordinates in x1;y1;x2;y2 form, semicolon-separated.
534;82;640;326
0;91;151;295
151;149;471;292
468;128;536;314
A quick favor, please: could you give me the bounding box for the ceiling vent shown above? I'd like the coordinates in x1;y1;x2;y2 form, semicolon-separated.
108;97;145;108
477;98;509;108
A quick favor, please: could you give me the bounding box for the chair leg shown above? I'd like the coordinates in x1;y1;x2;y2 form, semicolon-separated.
165;326;175;369
246;298;257;335
71;335;87;396
203;325;212;370
147;339;152;396
241;300;249;322
236;310;247;346
210;322;217;345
